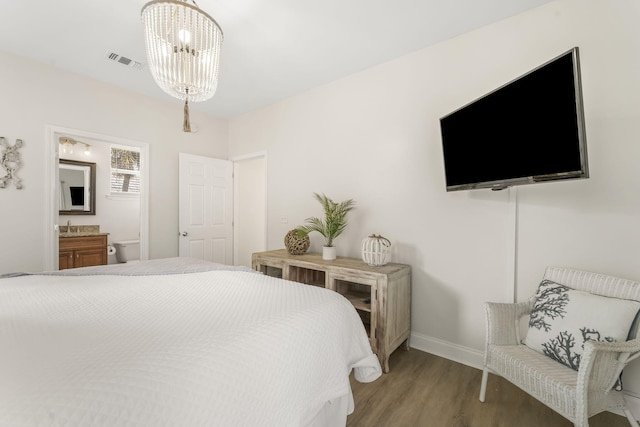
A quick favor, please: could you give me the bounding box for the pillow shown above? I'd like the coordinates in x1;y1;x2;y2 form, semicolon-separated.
524;279;640;371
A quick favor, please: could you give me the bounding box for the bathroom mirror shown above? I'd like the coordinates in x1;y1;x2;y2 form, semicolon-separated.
59;159;96;215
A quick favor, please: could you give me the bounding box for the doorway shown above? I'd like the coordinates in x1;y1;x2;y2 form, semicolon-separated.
177;152;267;268
232;152;267;268
45;125;149;271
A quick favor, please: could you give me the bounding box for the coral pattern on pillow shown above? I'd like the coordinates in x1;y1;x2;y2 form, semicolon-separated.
524;279;640;371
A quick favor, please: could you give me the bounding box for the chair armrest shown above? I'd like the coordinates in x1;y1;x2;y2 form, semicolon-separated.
577;338;640;396
485;299;535;346
584;338;640;355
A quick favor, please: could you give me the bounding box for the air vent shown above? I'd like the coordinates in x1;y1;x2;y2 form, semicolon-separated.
106;52;143;70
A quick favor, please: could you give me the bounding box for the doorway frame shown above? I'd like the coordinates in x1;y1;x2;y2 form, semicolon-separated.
44;125;150;270
230;151;267;266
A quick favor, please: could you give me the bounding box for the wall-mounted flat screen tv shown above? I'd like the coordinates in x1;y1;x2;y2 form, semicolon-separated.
439;47;588;191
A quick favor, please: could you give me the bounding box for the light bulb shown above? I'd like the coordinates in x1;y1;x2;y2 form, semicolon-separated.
160;43;172;57
178;29;190;43
83;145;92;155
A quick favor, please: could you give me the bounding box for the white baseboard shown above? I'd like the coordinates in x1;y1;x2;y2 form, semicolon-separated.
623;391;640;421
408;331;640;421
409;331;484;370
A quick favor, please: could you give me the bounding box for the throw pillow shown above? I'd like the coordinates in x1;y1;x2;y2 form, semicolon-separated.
524;279;640;371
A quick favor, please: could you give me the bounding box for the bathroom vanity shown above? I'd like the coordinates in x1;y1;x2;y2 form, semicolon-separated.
59;227;108;270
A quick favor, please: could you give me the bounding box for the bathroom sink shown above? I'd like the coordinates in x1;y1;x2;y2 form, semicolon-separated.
59;225;107;237
60;232;108;237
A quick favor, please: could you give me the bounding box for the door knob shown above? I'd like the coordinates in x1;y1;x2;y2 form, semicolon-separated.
180;231;189;237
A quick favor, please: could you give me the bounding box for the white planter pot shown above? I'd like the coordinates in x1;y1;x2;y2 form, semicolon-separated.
322;246;336;260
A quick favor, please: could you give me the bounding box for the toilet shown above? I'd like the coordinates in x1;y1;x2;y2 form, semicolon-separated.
113;240;140;263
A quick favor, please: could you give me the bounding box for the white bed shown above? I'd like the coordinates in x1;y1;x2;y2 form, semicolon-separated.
0;258;381;426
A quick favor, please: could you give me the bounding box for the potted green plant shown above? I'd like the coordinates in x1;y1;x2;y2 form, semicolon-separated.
296;193;356;260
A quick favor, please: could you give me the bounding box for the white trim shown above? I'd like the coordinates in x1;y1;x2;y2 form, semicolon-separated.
44;127;59;270
111;143;141;152
45;125;150;271
624;391;640;420
409;331;484;370
230;150;267;163
139;143;150;263
106;193;140;201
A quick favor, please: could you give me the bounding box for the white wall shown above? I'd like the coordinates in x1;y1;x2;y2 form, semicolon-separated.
228;0;640;401
0;51;228;273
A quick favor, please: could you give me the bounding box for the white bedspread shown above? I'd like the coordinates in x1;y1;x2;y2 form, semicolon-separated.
0;269;381;426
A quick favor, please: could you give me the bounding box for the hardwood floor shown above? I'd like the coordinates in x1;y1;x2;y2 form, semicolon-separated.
347;348;630;427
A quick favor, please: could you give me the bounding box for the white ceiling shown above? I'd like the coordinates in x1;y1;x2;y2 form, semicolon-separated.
0;0;553;119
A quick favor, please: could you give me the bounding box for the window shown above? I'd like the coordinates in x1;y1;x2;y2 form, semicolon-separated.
110;145;140;195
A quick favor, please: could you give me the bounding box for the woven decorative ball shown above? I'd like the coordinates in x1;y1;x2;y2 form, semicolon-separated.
361;234;391;266
284;230;310;255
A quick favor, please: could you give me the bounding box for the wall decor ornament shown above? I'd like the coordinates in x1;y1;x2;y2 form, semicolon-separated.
0;137;24;189
284;229;310;255
361;234;391;266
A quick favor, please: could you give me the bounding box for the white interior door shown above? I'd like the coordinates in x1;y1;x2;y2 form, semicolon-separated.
179;153;233;264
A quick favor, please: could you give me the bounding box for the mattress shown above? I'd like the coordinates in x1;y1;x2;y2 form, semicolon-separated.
0;259;381;426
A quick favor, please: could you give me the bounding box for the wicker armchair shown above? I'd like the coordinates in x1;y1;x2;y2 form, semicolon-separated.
479;267;640;427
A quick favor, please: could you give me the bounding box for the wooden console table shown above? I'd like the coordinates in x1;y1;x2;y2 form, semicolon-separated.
252;249;411;373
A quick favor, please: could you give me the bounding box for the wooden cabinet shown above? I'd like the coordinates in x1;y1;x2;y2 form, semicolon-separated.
252;249;411;373
59;235;108;270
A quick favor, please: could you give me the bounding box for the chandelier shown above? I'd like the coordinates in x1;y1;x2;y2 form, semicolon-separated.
141;0;223;132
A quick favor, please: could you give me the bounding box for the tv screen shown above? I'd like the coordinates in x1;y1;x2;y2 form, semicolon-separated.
440;47;588;191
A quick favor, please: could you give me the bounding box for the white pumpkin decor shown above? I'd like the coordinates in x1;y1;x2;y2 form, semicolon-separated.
361;234;391;266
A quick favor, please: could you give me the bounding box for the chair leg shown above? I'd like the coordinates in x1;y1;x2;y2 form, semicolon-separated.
623;408;639;427
479;367;489;402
